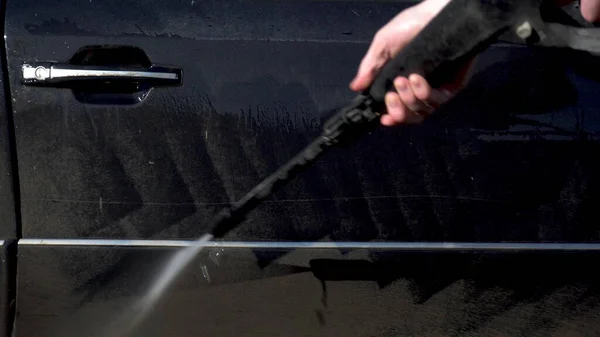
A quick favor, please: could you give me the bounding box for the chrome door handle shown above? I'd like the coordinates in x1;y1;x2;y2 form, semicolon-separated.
21;63;182;87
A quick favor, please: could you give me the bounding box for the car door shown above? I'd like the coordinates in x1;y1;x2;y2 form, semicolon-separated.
5;0;600;336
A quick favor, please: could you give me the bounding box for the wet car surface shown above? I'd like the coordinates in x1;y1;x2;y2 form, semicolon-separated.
1;0;600;336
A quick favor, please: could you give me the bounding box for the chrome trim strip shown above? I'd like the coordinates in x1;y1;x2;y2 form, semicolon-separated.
17;239;600;251
22;65;178;81
50;68;178;80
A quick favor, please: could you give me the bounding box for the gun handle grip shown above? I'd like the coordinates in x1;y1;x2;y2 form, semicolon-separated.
367;0;518;102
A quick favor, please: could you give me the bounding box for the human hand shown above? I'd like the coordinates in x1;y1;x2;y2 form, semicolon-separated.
350;0;600;127
349;0;471;126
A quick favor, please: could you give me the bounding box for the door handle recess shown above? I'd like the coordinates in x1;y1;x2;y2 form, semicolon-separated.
21;45;182;104
22;64;182;87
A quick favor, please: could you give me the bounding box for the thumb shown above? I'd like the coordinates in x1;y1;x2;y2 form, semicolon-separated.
350;42;389;92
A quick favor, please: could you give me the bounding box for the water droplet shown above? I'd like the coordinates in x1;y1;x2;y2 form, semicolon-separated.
200;264;211;283
209;247;224;265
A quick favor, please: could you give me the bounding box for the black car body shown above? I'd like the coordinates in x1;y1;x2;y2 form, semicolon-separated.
0;0;600;336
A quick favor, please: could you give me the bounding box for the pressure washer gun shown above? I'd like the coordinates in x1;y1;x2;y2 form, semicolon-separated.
209;0;600;239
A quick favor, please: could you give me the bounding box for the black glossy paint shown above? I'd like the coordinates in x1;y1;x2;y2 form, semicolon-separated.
5;0;600;336
15;244;600;337
4;0;600;244
5;0;411;241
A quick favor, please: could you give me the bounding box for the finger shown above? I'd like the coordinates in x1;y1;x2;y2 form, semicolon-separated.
580;0;600;22
350;35;389;91
380;114;396;126
394;77;433;116
384;92;424;125
409;74;453;107
350;50;387;91
385;92;407;123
